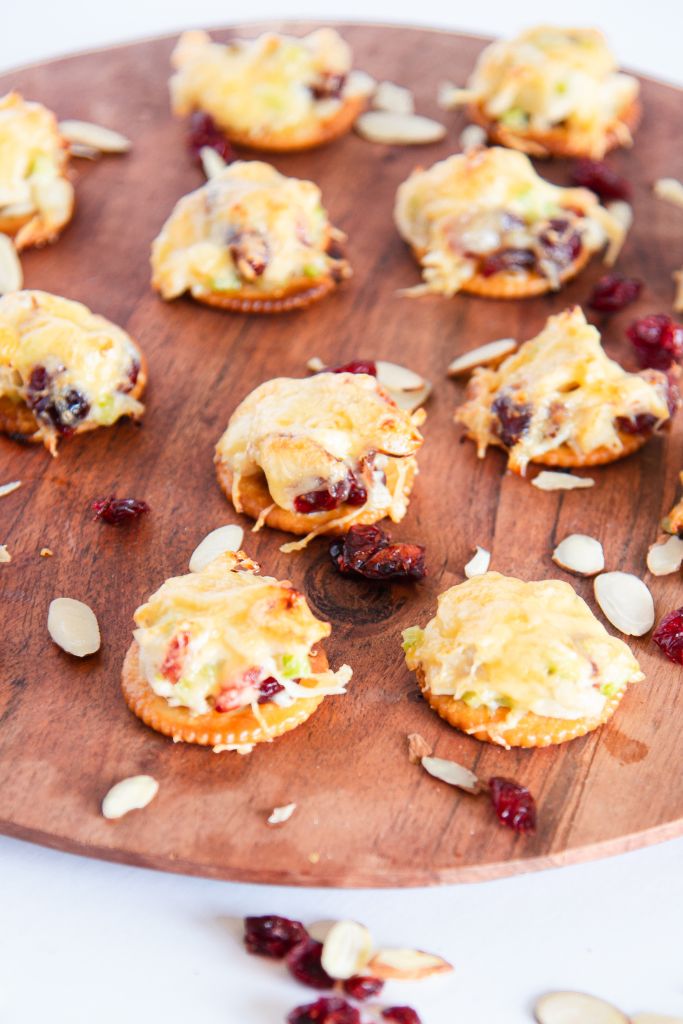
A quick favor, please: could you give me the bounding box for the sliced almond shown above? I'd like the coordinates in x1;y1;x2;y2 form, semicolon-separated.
0;480;21;498
367;947;453;981
200;146;227;179
531;471;595;492
447;338;516;377
421;755;481;794
459;124;487;153
308;920;337;943
535;991;628;1024
59;119;131;154
437;82;474;109
0;544;11;564
47;597;100;656
604;201;633;265
68;142;101;160
355;111;446;146
389;383;432;413
40;547;53;558
552;534;604;577
189;525;245;572
653;177;683;210
464;546;490;579
306;356;325;372
373;81;414;115
631;1015;683;1024
407;732;433;764
376;360;425;392
593;572;655;637
267;802;297;825
101;775;159;820
0;233;22;294
321;920;373;980
647;534;683;576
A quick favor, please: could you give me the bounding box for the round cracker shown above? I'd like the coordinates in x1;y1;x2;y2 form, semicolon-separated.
214;456;417;537
461;246;592;299
415;665;624;748
193;274;339;315
121;642;328;746
223;93;367;153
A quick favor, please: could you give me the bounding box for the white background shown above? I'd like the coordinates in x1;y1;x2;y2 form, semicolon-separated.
2;3;683;1023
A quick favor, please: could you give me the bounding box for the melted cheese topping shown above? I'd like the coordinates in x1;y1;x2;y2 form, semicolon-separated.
169;29;371;138
216;372;423;517
456;307;671;473
465;27;638;155
404;571;643;732
134;551;352;715
0;290;144;452
151;161;342;299
394;147;618;295
0;92;74;246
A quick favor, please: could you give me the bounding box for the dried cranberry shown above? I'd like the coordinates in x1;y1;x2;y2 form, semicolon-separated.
345;473;367;507
570;159;631;202
488;777;537;834
381;1008;423;1024
160;630;190;685
330;523;426;582
244;915;307;958
653;608;683;664
258;677;285;703
491;394;531;447
310;73;347;100
27;365;90;435
627;314;683;371
287;997;360;1024
286;938;335;990
228;229;269;280
479;248;536;277
121;358;140;393
91;495;149;525
588;273;642;313
330;360;377;376
536;218;582;271
342;975;384;1000
294;479;350;514
615;413;657;435
187;111;234;163
28;365;50;393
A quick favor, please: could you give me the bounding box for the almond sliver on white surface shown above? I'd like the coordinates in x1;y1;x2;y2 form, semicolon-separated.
447;338;516;376
0;233;23;294
535;991;629;1024
355;111;446;145
59;119;131;153
321;920;373;980
101;775;159;820
47;597;100;656
531;471;595;492
464;546;490;578
189;525;245;572
647;534;683;576
421;755;480;794
593;572;655;636
367;947;453;980
552;535;604;576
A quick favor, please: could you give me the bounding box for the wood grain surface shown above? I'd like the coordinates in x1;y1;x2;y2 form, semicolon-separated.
2;23;683;887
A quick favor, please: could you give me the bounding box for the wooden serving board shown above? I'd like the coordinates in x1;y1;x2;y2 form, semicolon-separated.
2;23;683;887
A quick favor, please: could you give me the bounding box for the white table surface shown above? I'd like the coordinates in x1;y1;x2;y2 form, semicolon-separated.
2;4;683;1022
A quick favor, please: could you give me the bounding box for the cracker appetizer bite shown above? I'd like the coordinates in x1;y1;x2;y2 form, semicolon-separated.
0;92;74;250
456;307;675;473
0;290;145;454
403;571;643;748
442;27;640;159
170;28;373;152
122;550;352;750
394;147;623;298
151;161;351;313
214;370;424;550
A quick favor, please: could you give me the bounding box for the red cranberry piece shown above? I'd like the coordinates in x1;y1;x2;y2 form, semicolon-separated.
310;72;347;100
488;777;537;834
257;677;285;703
120;358;141;393
479;248;536;277
330;524;426;582
294;478;350;514
491;393;531;447
187;111;234;163
27;366;90;435
286;938;335;990
627;314;683;371
287;997;360;1024
588;273;642;313
159;630;190;685
91;495;149;525
345;473;367;507
653;608;683;664
244;915;308;958
570;159;631;202
342;975;384;1001
536;218;582;271
381;1008;423;1024
330;360;377;376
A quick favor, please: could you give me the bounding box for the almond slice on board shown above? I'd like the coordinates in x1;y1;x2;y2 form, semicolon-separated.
459;124;487;153
355;111;446;145
59;119;131;153
0;480;21;498
376;360;425;392
373;81;414;115
647;534;683;576
47;597;100;656
653;177;683;209
421;755;481;794
552;534;604;577
267;802;296;825
464;546;490;578
0;233;22;294
407;732;433;764
531;471;595;492
321;920;373;980
189;524;245;572
535;991;628;1024
367;947;453;980
200;146;227;178
593;572;655;637
447;338;516;377
101;775;159;819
